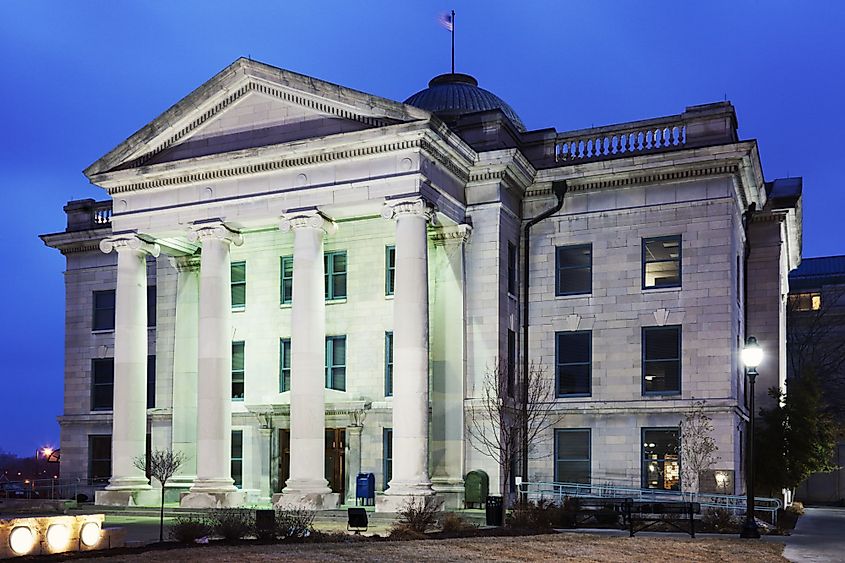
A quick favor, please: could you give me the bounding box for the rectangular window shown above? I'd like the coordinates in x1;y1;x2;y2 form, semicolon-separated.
231;430;243;488
789;291;822;312
325;251;347;300
555;331;591;396
147;285;156;328
231;261;246;309
232;341;245;400
91;358;114;411
385;245;395;296
92;290;115;331
642;428;680;490
507;242;517;296
325;336;346;391
280;256;293;305
555;244;592;296
147;355;156;409
385;332;393;397
554;429;591;484
279;338;291;392
507;329;516;397
642;326;681;395
383;428;393;491
643;235;681;289
88;434;111;483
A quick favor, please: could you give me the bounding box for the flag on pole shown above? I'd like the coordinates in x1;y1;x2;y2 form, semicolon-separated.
438;11;454;32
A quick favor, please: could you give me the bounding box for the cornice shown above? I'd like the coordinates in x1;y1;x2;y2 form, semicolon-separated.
429;224;472;245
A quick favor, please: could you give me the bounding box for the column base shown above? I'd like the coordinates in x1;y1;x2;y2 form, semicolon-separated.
180;491;246;508
105;476;151;491
432;478;465;510
376;492;444;513
163;477;195;503
95;489;160;507
189;477;237;494
273;491;340;511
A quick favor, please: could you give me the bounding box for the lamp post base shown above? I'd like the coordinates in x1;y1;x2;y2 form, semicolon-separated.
740;517;761;539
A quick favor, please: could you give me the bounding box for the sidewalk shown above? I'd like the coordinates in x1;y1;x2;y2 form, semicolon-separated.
782;506;845;562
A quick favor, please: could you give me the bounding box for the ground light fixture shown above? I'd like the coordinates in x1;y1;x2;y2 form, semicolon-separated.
9;526;36;555
46;523;72;551
740;335;763;539
79;522;102;547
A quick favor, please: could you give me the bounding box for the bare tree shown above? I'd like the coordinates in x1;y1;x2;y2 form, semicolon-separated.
133;449;186;542
678;401;720;500
467;361;559;518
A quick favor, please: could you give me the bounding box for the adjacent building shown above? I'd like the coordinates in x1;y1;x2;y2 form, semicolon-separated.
41;58;802;508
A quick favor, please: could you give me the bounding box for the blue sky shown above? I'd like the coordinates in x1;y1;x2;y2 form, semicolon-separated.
1;1;843;456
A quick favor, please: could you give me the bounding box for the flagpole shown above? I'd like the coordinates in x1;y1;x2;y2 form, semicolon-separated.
451;9;455;74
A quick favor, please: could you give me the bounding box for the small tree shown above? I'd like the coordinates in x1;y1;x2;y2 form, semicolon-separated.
679;400;720;499
133;449;186;542
467;361;558;520
754;371;839;498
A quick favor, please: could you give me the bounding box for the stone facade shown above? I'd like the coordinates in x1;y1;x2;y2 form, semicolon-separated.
41;58;802;508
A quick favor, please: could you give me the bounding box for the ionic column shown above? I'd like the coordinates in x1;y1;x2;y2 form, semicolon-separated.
100;234;160;491
381;198;435;498
278;211;337;499
187;223;243;494
168;256;200;489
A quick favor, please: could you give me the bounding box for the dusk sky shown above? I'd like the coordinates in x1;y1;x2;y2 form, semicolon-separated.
1;1;843;456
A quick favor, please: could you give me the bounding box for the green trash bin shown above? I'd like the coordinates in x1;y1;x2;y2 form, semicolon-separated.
464;470;489;508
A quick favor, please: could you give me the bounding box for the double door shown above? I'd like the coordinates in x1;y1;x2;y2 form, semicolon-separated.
277;428;345;498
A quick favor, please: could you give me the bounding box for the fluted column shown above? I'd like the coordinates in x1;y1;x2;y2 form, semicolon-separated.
187;223;243;493
100;234;159;491
278;211;336;497
168;256;200;489
381;198;434;497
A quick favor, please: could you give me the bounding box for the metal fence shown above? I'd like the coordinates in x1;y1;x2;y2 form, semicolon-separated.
1;477;107;503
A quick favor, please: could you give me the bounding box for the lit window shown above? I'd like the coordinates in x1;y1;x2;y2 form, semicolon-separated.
643;326;681;395
385;332;393;397
92;290;115;331
555;331;591;396
91;359;114;411
232;342;245;400
231;430;243;488
555;429;591;484
642;428;680;490
385;246;395;296
555;244;592;296
643;236;681;289
326;336;346;391
279;339;291;392
789;292;822;312
325;251;347;300
231;261;246;309
280;256;293;305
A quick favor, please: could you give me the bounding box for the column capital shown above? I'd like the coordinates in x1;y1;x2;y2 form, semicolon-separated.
172;255;201;273
381;197;435;222
430;224;472;246
99;234;160;257
187;222;244;246
279;209;338;235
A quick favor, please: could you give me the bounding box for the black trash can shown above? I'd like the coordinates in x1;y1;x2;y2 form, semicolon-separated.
485;495;503;526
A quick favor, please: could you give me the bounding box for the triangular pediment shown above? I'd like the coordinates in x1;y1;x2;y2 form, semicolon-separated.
85;58;430;177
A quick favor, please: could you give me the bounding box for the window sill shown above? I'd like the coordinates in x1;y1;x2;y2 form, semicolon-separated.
231;398;245;402
556;393;592;399
91;329;115;335
642;286;681;293
385;294;394;300
555;293;591;299
326;298;347;305
280;302;292;309
642;391;682;398
232;307;246;313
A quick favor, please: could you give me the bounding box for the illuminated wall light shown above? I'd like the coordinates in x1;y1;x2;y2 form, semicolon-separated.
46;523;72;551
80;522;102;548
9;526;35;555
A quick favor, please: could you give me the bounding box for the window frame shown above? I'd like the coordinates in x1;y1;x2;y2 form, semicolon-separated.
147;355;156;409
91;358;114;411
384;331;393;397
789;291;822;312
641;427;681;491
507;329;516;397
642;235;682;290
231;261;247;310
555;244;593;296
232;341;245;401
279;338;291;393
383;428;393;491
147;285;157;328
385;245;395;296
231;429;243;489
88;434;112;484
507;242;517;296
554;428;591;484
555;330;592;397
324;251;347;301
280;256;293;305
92;289;116;331
325;335;347;391
642;325;682;396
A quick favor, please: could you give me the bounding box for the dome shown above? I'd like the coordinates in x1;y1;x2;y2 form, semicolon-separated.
404;73;526;132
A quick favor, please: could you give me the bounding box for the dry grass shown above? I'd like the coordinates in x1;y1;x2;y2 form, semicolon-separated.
91;532;786;562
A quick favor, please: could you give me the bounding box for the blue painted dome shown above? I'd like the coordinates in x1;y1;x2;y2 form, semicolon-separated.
404;73;526;132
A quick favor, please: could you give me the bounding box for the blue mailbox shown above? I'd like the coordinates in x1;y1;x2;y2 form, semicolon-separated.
356;472;375;506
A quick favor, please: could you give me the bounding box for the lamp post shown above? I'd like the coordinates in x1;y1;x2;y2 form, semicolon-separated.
740;335;763;539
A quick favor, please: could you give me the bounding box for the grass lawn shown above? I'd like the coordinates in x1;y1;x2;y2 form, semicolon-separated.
88;532;787;562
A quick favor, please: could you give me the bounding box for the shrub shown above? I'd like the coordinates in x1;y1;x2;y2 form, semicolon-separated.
507;499;556;530
786;501;805;516
275;506;315;539
702;507;740;533
397;496;443;533
210;508;255;541
557;496;580;528
388;524;427;540
169;514;212;544
440;512;478;532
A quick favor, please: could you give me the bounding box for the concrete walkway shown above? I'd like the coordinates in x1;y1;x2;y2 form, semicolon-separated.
783;507;845;562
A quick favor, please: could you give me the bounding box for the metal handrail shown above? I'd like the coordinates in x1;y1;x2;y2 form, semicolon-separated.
521;481;781;524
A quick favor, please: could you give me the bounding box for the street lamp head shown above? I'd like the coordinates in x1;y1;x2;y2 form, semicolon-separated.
741;336;763;370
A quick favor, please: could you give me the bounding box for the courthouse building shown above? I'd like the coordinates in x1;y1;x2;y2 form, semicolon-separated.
41;58;802;508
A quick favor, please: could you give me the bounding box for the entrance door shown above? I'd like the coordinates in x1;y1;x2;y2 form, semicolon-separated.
278;429;290;493
325;429;346;499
